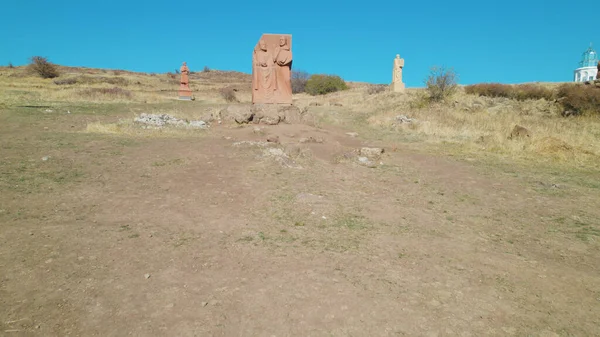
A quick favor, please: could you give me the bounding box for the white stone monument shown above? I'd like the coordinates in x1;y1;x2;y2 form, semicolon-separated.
391;54;405;92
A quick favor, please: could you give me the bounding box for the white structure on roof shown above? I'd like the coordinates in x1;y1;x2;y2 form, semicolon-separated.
574;44;598;82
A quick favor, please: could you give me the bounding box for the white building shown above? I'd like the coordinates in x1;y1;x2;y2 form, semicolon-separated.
574;44;598;82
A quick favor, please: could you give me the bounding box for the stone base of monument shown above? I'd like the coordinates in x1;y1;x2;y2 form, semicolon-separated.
220;104;303;125
178;88;193;101
391;82;406;93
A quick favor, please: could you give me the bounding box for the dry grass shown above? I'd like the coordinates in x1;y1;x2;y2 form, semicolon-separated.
2;65;598;170
0;66;252;105
296;84;600;170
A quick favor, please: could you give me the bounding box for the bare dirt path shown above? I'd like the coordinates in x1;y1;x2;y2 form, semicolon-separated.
1;109;599;336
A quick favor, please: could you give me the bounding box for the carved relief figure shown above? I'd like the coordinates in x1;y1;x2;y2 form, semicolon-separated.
180;62;190;85
178;62;192;100
252;34;293;104
273;35;293;103
252;39;276;102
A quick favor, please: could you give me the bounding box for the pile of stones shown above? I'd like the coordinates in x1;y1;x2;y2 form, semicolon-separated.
134;113;207;129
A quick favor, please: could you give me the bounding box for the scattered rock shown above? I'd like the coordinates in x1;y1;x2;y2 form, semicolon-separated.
266;135;280;143
208;299;220;306
233;140;273;148
144;273;151;279
263;147;302;169
309;102;322;106
134;113;208;129
359;147;384;159
346;132;359;137
41;156;50;161
395;115;415;123
188;120;207;128
508;125;531;140
221;104;303;125
201;301;208;307
252;127;264;134
331;102;343;107
357;156;377;168
299;136;324;144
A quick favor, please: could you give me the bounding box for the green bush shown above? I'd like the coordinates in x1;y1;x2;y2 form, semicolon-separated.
425;66;458;102
305;74;348;96
28;56;59;79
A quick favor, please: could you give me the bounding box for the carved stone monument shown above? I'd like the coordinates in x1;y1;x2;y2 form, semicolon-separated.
252;34;293;104
391;54;405;93
178;62;192;100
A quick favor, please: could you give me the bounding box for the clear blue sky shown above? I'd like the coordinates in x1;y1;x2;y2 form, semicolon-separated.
1;0;598;86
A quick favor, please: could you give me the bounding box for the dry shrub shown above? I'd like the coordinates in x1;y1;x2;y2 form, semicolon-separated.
557;84;600;116
465;83;554;101
8;62;14;69
220;87;238;102
425;66;458;102
292;70;310;94
53;77;78;85
28;56;59;79
77;76;129;86
79;87;132;99
367;84;387;95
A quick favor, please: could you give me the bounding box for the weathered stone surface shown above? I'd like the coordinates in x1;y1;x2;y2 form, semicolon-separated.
252;34;293;104
134;113;207;128
252;104;302;125
391;54;406;93
359;147;385;159
220;104;302;125
221;105;254;124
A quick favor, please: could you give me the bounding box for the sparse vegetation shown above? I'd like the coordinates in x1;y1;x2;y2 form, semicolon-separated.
53;77;79;85
465;83;554;101
367;84;387;95
556;83;600;116
291;70;310;94
28;56;60;79
220;87;238;102
79;87;132;100
425;66;458;102
465;82;600;116
8;62;14;69
203;66;211;73
305;74;348;96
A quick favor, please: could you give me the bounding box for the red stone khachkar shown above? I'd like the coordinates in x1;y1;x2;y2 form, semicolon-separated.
252;34;293;104
178;62;192;100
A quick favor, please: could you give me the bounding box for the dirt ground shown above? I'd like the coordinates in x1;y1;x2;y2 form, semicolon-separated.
1;100;599;336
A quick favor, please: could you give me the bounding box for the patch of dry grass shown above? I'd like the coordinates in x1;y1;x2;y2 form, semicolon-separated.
297;84;600;170
0;66;252;106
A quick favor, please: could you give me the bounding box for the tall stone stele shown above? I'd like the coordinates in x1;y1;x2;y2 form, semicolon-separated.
252;34;293;105
391;54;405;92
179;62;193;100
